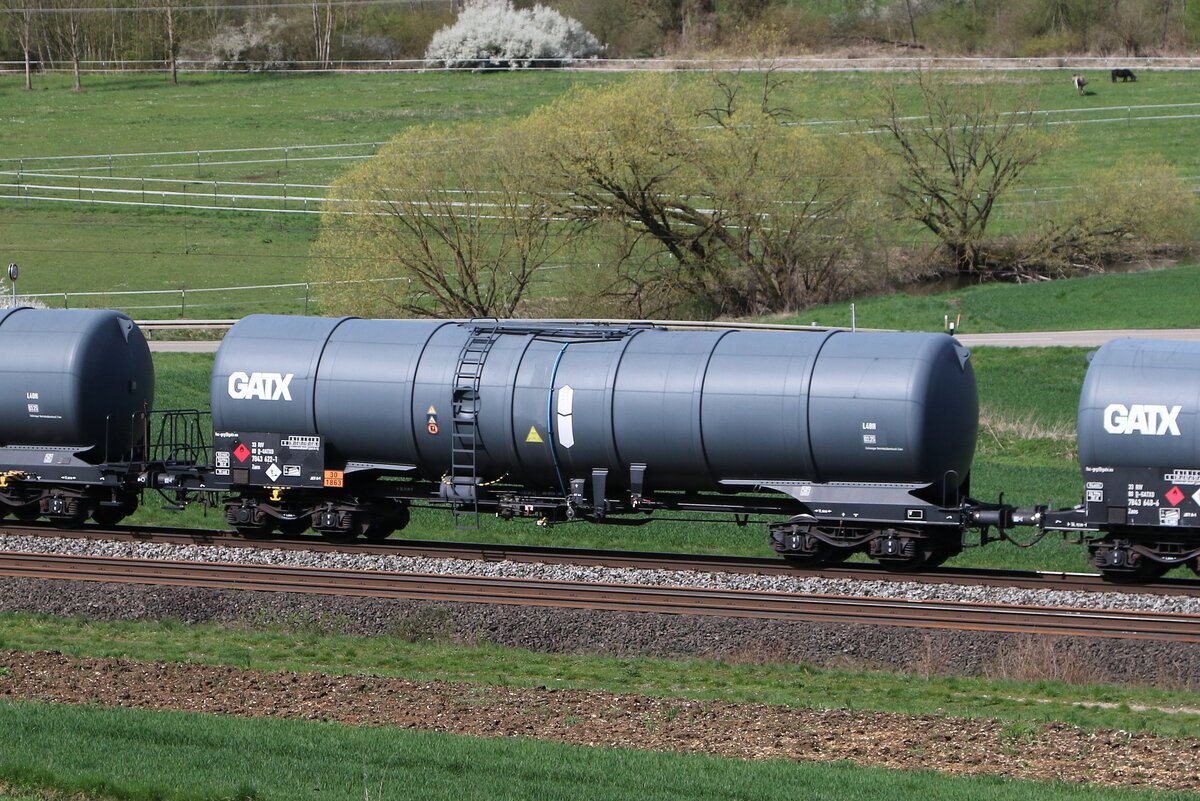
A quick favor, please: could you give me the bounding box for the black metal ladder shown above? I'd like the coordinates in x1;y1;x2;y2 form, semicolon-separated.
449;325;499;529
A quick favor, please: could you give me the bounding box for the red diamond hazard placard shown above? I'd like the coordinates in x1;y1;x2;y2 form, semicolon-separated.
233;443;251;463
1165;486;1185;506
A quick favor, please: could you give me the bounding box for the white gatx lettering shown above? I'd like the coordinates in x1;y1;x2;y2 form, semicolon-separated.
227;371;294;401
1102;403;1182;436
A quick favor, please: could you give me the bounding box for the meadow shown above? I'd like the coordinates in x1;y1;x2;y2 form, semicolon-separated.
5;699;1197;801
3;70;1200;316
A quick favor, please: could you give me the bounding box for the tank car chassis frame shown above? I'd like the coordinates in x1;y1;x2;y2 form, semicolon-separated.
193;443;1009;570
0;410;210;528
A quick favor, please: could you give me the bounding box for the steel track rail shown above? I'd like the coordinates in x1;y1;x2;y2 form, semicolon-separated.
3;523;1200;598
0;551;1198;643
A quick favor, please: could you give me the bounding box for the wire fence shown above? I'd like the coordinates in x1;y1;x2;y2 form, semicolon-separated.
5;56;1200;74
3;277;410;318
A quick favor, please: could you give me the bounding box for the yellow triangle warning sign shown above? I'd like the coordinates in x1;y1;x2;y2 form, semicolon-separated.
525;426;544;444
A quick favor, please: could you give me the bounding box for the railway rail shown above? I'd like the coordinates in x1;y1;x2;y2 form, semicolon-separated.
0;549;1197;643
4;522;1200;599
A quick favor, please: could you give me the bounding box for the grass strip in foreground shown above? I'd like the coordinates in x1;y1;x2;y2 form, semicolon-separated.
0;700;1196;801
1;615;1197;738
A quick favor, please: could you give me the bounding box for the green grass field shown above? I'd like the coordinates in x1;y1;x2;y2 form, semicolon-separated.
786;265;1200;332
3;70;1200;316
5;699;1195;801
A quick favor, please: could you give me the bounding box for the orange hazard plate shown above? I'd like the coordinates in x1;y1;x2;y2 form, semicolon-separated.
323;470;344;487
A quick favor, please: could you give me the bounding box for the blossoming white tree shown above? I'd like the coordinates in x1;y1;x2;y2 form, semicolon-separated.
424;0;603;70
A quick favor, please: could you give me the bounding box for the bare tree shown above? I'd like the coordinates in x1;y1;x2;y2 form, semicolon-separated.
1;0;39;90
311;0;333;69
314;121;575;318
163;0;178;84
874;72;1059;274
44;0;86;91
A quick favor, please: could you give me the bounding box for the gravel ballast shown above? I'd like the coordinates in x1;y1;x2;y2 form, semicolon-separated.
2;533;1198;614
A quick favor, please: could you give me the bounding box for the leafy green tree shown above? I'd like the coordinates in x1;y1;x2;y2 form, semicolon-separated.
312;121;573;318
520;73;885;316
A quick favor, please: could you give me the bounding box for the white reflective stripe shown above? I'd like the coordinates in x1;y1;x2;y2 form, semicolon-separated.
557;415;575;449
557;385;574;415
557;385;575;448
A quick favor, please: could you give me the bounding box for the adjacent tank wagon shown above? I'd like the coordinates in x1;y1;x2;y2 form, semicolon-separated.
1041;339;1200;580
0;308;154;525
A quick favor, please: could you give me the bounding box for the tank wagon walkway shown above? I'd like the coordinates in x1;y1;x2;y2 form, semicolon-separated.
147;328;1200;353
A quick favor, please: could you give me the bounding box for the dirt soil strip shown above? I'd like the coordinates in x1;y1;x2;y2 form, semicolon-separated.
2;650;1198;792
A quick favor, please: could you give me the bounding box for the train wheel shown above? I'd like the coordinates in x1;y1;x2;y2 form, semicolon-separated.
276;516;312;536
1190;558;1200;578
875;542;940;572
361;522;394;543
782;553;828;569
391;503;411;533
362;505;409;543
920;541;961;570
47;511;87;529
91;495;138;527
12;505;40;522
235;521;276;539
783;544;853;569
91;508;126;527
1098;560;1170;584
870;531;941;572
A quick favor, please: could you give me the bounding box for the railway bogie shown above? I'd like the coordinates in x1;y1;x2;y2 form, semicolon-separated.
222;490;412;542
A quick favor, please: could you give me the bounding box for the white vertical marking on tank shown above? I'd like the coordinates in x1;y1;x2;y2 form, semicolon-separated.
557;385;575;449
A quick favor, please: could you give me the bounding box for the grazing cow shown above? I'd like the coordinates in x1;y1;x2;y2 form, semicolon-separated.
1111;68;1137;82
1071;73;1087;94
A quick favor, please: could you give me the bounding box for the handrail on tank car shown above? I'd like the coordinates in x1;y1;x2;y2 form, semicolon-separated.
148;409;212;466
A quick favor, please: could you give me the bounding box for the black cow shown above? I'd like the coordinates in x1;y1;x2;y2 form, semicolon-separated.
1111;68;1137;82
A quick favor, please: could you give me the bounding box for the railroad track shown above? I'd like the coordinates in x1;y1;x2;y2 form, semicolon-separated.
0;550;1197;643
3;522;1200;598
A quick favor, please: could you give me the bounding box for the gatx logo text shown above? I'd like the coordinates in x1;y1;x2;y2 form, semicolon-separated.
1103;403;1182;436
228;372;294;401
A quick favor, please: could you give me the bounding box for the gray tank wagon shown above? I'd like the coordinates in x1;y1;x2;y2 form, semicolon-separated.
0;308;155;525
212;315;983;569
1039;339;1200;580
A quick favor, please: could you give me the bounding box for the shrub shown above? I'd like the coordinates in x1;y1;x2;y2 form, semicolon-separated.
1005;158;1198;277
424;0;603;70
182;15;292;72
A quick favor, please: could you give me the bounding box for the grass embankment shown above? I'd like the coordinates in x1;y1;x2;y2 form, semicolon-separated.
3;71;1200;316
788;264;1200;333
5;700;1194;801
2;615;1197;737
